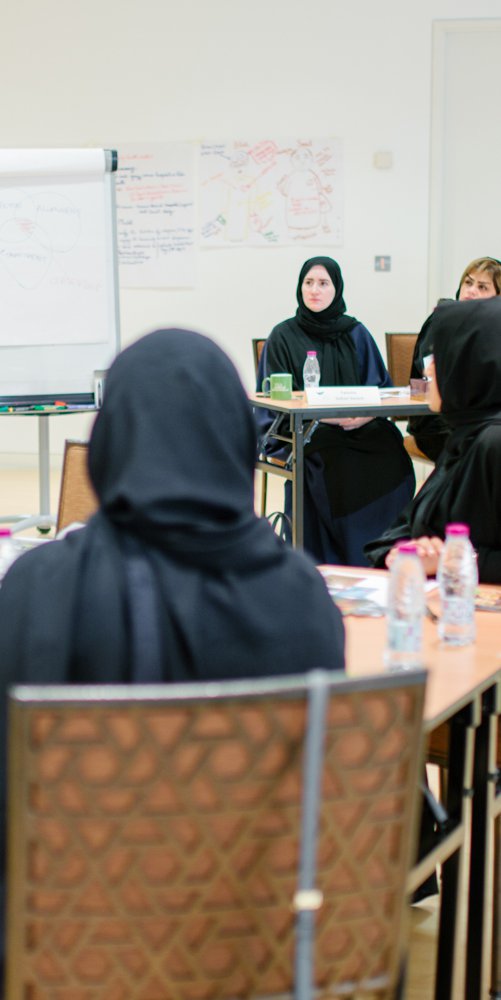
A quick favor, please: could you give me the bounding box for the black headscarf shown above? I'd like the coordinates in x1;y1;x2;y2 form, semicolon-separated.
365;298;501;580
432;298;501;425
266;257;361;387
0;328;344;684
295;256;359;340
89;327;268;570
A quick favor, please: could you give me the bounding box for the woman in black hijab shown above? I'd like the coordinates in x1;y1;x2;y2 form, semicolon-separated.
0;328;344;683
366;297;501;582
259;256;415;565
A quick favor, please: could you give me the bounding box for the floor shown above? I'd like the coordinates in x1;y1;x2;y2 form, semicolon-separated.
0;461;448;999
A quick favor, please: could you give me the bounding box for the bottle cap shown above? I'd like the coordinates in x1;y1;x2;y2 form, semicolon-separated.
445;523;470;537
397;541;419;554
0;528;12;538
306;351;317;357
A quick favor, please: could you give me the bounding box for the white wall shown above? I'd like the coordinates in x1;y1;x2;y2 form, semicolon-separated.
1;0;501;461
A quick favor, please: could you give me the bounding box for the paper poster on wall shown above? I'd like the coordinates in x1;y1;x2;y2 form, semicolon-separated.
116;144;196;287
200;138;343;248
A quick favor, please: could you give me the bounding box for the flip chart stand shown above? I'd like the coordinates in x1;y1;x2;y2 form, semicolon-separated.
0;408;96;534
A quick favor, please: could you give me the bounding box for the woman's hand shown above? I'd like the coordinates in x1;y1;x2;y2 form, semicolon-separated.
385;535;444;576
321;416;374;431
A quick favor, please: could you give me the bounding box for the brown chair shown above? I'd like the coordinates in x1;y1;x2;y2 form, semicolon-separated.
56;439;98;534
385;332;434;468
252;337;266;376
6;669;426;1000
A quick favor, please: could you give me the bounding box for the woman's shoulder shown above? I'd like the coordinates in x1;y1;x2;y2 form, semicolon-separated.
2;527;87;589
268;318;298;341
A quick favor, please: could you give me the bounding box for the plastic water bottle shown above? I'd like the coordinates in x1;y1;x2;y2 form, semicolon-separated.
0;528;20;584
303;351;321;389
437;523;478;645
384;541;425;671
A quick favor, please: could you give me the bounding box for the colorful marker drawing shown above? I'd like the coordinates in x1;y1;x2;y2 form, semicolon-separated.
200;138;343;248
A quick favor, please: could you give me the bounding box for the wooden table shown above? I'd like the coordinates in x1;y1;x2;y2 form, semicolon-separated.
251;388;431;548
334;567;501;999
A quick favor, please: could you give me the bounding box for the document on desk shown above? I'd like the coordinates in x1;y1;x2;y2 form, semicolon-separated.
318;566;436;617
305;386;381;406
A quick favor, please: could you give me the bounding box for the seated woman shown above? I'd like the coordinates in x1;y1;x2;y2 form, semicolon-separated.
260;256;415;566
408;256;501;461
0;328;344;682
366;298;501;582
0;328;345;979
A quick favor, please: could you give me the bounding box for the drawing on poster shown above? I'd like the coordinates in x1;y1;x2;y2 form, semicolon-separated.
200;138;343;248
116;144;196;288
0;190;81;290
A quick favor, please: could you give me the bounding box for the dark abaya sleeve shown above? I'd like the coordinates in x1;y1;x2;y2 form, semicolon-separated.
363;507;414;568
350;324;392;387
408;314;450;462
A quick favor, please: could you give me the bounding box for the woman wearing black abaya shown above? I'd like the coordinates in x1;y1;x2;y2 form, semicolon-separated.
0;328;344;683
0;329;345;978
260;257;415;565
365;297;501;582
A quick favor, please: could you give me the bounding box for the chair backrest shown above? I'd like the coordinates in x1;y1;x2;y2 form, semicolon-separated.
252;337;266;377
56;439;98;533
385;332;419;386
6;670;426;1000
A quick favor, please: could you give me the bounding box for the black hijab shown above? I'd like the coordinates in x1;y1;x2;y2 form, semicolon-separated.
266;257;361;387
89;327;271;570
365;299;501;577
295;256;359;340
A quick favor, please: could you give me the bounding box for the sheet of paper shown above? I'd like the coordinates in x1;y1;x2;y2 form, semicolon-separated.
318;567;436;617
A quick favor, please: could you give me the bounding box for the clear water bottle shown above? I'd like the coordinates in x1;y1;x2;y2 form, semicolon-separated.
303;350;321;389
384;541;425;671
0;528;20;584
437;523;478;645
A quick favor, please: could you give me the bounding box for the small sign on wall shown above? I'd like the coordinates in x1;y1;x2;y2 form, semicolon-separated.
375;255;391;271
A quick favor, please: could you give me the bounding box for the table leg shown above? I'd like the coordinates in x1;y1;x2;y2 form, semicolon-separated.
434;711;474;1000
10;414;56;534
465;687;499;999
291;413;304;550
491;813;501;999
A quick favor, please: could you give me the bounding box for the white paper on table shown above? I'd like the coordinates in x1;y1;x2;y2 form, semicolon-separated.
318;569;437;610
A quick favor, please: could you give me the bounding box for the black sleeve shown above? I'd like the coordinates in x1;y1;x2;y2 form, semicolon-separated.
408;313;450;461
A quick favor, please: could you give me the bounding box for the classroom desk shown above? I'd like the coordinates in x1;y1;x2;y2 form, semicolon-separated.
250;388;431;548
0;405;96;534
333;566;501;1000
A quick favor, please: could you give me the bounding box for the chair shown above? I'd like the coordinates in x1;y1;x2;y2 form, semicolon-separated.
6;669;426;1000
252;337;266;377
252;337;290;519
56;439;98;534
384;333;434;469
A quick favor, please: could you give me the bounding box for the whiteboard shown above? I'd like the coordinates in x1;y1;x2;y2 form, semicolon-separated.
0;148;120;401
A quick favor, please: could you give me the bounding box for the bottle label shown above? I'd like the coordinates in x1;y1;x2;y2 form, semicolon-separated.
387;617;422;652
441;597;474;625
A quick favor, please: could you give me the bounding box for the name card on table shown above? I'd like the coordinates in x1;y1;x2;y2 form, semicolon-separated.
305;386;381;406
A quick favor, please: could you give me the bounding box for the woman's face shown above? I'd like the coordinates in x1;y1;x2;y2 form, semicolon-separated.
459;269;497;300
301;265;336;312
425;357;442;412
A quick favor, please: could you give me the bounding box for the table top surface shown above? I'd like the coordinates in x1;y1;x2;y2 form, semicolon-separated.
250;387;431;419
325;566;501;729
